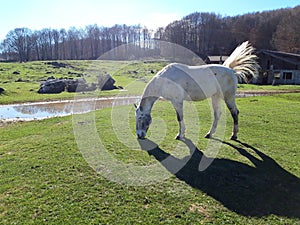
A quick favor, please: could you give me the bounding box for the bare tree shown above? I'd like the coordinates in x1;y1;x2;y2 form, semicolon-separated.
5;28;33;62
67;27;80;59
86;24;101;59
59;28;67;59
52;29;60;59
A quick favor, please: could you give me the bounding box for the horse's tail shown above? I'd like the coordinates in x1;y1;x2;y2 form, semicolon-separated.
223;41;259;83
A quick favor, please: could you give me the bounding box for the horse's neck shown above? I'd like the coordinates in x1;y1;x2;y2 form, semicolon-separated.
140;96;158;113
140;78;160;113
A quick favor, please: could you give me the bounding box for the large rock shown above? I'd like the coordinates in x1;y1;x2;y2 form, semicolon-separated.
65;78;86;92
38;78;97;94
38;79;66;94
98;74;119;90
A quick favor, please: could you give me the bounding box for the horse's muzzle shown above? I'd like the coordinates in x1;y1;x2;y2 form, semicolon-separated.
137;134;146;139
137;130;146;139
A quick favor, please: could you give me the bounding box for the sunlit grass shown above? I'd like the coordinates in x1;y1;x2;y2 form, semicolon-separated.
0;94;299;224
0;60;168;104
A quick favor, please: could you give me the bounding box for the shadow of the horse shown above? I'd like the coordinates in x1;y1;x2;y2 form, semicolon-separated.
138;138;300;218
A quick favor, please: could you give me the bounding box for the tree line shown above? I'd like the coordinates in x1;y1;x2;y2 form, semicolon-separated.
0;24;152;62
1;6;299;62
157;6;300;56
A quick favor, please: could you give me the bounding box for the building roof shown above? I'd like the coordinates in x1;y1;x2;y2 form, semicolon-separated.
259;50;300;66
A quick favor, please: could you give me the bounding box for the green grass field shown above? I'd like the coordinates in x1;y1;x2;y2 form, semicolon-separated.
1;93;300;224
0;60;300;224
0;60;167;104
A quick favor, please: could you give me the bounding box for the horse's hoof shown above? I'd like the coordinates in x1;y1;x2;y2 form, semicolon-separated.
175;134;185;140
230;135;237;140
204;133;211;139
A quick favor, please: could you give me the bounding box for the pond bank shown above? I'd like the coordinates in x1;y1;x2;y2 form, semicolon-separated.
0;96;140;123
236;89;300;97
1;90;299;124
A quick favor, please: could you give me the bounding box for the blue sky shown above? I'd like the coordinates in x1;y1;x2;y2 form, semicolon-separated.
0;0;299;41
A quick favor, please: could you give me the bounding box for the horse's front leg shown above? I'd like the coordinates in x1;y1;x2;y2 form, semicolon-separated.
172;101;185;140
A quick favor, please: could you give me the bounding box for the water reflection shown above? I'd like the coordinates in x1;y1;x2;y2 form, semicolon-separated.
0;96;140;121
0;93;270;121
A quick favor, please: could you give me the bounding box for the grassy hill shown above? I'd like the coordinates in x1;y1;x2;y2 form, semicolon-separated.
0;60;167;104
1;60;300;105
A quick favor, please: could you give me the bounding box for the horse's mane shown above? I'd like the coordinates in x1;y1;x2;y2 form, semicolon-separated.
223;41;260;83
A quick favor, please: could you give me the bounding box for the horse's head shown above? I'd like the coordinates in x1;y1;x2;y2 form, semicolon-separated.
134;104;152;139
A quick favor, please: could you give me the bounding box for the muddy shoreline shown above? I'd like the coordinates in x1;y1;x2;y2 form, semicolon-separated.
237;89;300;97
0;96;140;125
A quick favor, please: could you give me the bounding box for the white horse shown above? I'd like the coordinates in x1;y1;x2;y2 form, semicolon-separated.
135;41;259;140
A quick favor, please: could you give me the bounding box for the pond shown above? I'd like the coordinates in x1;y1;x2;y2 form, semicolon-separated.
0;92;279;121
0;96;140;121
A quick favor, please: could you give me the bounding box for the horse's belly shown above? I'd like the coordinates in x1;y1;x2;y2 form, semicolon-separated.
184;88;215;101
183;78;218;101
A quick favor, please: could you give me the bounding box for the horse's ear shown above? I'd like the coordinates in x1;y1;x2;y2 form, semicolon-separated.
134;103;142;111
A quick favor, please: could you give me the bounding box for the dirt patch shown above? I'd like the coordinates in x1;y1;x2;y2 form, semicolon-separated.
0;119;25;127
44;61;72;68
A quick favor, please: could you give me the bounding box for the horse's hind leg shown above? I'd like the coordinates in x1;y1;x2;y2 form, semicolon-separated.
205;95;221;138
172;101;185;140
225;97;239;140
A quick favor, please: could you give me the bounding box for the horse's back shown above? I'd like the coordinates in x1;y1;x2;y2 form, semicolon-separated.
156;63;237;100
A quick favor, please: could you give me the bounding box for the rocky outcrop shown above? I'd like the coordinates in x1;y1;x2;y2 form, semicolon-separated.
38;74;122;94
65;78;97;92
98;74;120;90
38;79;66;94
44;61;70;68
38;78;97;94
